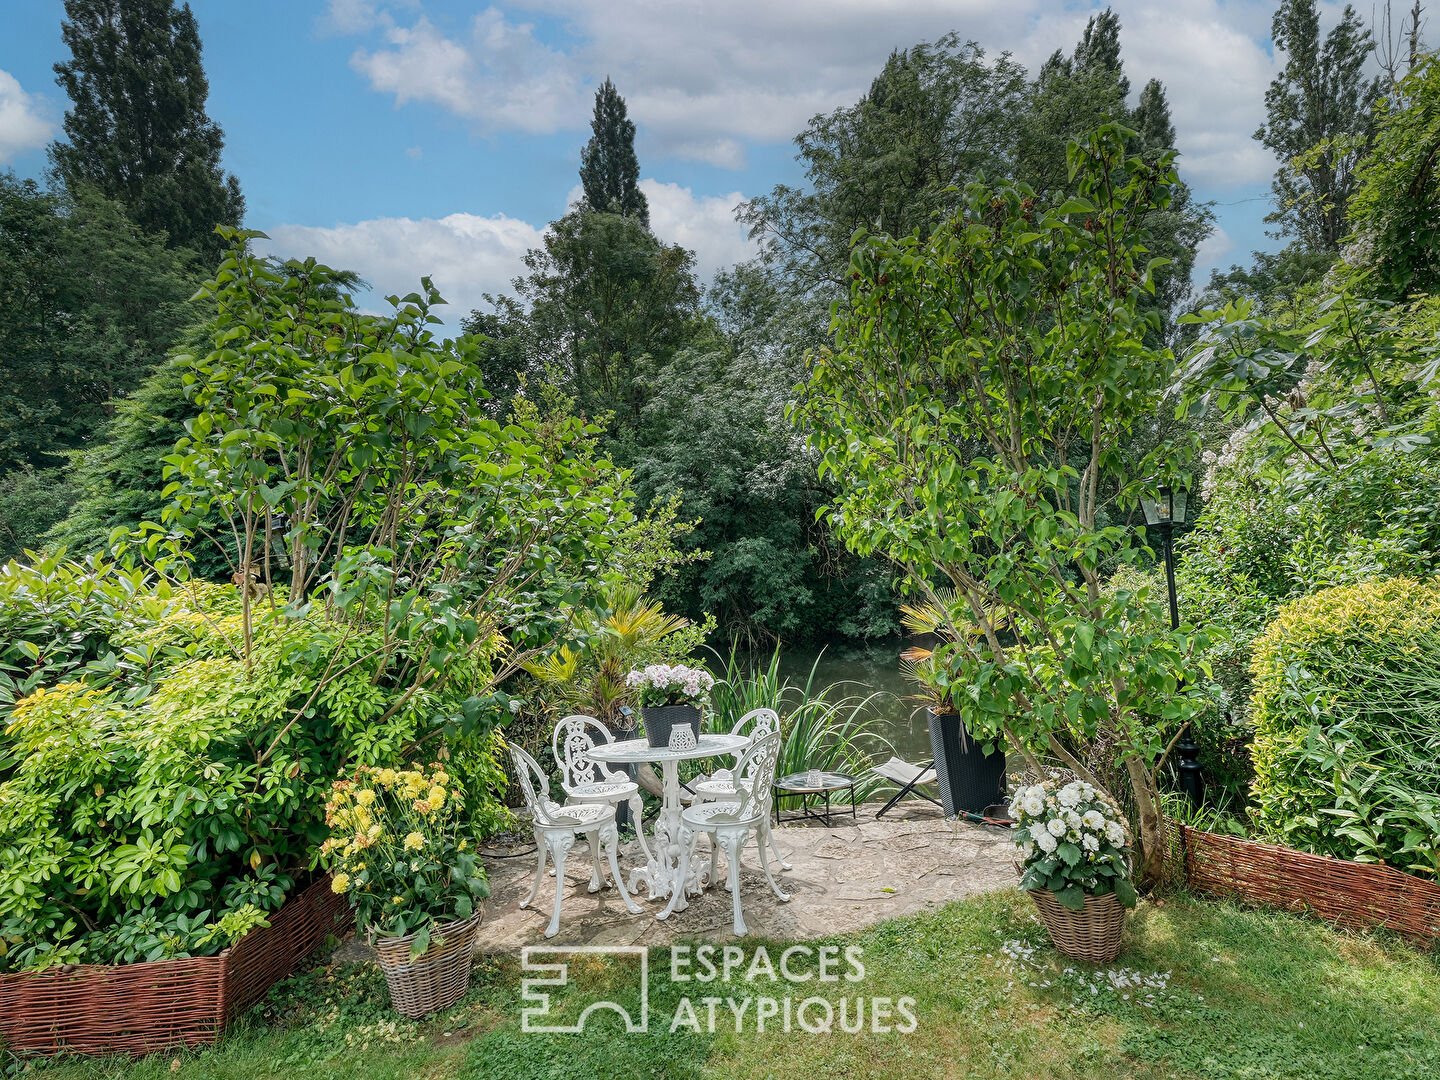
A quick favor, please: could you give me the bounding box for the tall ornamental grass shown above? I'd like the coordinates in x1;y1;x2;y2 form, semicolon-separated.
706;647;892;804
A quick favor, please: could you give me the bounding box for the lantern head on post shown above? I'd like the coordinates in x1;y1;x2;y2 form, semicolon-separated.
269;510;291;570
1140;485;1188;529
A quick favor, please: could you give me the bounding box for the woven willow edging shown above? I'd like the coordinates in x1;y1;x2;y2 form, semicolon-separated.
1180;826;1440;946
1029;889;1126;964
372;911;485;1019
0;873;353;1058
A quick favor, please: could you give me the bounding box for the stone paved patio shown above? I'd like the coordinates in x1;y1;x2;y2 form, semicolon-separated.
468;801;1016;950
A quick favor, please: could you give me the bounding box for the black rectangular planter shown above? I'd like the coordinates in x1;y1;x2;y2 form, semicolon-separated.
927;709;1006;816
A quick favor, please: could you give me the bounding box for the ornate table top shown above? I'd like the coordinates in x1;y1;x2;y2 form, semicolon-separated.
588;733;749;765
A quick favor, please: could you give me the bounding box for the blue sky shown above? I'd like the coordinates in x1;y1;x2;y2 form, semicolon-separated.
0;0;1311;319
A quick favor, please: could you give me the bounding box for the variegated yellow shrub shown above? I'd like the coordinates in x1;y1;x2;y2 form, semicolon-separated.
1249;578;1440;877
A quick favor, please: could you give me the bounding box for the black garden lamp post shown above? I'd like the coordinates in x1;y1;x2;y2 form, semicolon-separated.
1139;485;1187;630
1139;484;1205;807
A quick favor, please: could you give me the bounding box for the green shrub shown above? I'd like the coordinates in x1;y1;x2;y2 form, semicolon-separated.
0;553;185;753
1179;443;1440;722
1249;577;1440;878
0;572;508;972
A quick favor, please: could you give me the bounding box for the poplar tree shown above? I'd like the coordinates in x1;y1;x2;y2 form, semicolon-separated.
578;78;649;227
1254;0;1379;250
50;0;244;260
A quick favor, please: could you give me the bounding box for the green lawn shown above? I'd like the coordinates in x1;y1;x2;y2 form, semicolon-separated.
15;891;1440;1080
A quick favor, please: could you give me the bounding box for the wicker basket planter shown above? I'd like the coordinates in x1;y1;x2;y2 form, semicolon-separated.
0;873;352;1058
1180;826;1440;947
1029;889;1126;964
371;911;485;1019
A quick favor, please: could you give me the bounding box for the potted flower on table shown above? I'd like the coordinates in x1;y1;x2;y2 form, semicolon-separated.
322;763;490;1018
1010;778;1137;963
626;663;714;748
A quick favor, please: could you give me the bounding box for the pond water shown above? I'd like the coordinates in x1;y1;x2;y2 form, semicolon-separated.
737;638;933;763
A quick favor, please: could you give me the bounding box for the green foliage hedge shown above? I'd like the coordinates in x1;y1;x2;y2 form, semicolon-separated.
0;562;508;971
1249;578;1440;878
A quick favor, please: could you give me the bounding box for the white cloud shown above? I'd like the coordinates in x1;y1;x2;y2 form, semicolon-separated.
0;70;52;164
258;177;756;322
257;211;547;318
639;179;756;283
1194;225;1234;274
321;0;388;34
332;1;1282;185
348;9;583;133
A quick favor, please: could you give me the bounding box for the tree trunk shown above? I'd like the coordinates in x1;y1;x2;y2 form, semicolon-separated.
1124;753;1167;891
636;761;663;798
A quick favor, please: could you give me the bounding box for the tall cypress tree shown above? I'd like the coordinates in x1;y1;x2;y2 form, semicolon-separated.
1073;8;1129;96
1016;11;1211;339
50;0;244;261
1133;78;1177;152
578;78;649;227
1254;0;1379;250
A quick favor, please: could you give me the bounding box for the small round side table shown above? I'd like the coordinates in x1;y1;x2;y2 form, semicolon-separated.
774;771;858;827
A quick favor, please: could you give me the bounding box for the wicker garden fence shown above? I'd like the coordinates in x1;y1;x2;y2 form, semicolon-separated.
1180;825;1440;947
0;873;353;1058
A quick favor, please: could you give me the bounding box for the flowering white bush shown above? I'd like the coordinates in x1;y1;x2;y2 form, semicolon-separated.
1010;778;1137;910
625;663;714;708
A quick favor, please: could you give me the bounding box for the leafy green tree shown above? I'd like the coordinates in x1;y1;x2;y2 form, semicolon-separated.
745;16;1209;336
742;34;1027;290
168;232;642;695
50;0;244;260
1016;12;1211;336
1015;11;1131;192
460;294;541;419
516;209;700;435
627;268;897;641
1255;0;1379;251
0;468;80;562
579;78;649;227
801;127;1211;886
0;174;192;473
1348;54;1440;297
44;355;195;556
1133;78;1176;151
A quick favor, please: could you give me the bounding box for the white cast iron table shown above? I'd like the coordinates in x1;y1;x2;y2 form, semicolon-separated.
588;733;750;904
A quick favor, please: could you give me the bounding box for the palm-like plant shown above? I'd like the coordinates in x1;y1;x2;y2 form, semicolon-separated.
895;588;990;714
524;582;690;728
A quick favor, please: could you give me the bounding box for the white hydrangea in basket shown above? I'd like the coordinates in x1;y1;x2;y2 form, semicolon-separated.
1010;778;1137;910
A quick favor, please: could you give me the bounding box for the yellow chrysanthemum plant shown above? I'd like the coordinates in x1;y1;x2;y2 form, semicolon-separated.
322;763;489;957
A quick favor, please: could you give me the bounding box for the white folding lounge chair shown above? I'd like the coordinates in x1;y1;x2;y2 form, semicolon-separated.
871;756;941;818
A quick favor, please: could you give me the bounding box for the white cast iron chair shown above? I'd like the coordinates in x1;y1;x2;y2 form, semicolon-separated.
689;707;790;870
659;729;789;936
508;742;643;938
551;714;656;888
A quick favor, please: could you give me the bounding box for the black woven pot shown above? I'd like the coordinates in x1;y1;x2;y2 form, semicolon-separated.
642;704;701;748
927;708;1006;816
